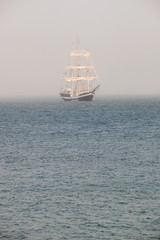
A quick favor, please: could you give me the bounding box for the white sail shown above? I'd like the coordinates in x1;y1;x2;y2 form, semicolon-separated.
65;66;94;70
64;77;96;82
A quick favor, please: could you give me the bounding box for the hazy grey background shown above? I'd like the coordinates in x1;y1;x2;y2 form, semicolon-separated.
0;0;160;99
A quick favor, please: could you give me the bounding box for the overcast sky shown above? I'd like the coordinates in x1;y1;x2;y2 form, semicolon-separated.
0;0;160;99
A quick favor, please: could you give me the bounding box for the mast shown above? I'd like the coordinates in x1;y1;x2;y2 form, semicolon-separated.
86;54;89;91
70;54;73;94
77;55;81;93
77;38;81;94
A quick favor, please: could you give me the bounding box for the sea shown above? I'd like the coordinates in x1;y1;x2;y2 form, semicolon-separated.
0;96;160;240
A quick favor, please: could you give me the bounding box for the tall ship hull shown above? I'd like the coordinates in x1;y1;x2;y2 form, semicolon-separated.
60;91;94;101
60;43;100;101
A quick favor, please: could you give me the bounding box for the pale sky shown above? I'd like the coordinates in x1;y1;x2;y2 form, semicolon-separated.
0;0;160;99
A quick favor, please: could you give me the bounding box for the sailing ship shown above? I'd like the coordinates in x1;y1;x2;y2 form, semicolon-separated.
60;45;100;101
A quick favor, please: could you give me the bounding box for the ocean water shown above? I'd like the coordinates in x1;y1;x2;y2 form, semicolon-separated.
0;96;160;240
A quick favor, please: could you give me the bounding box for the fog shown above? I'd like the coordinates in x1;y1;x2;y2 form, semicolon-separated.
0;0;160;99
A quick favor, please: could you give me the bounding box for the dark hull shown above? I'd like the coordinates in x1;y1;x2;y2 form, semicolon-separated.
60;92;94;101
79;94;93;101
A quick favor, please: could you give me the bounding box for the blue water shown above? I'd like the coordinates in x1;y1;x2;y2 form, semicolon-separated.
0;97;160;240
